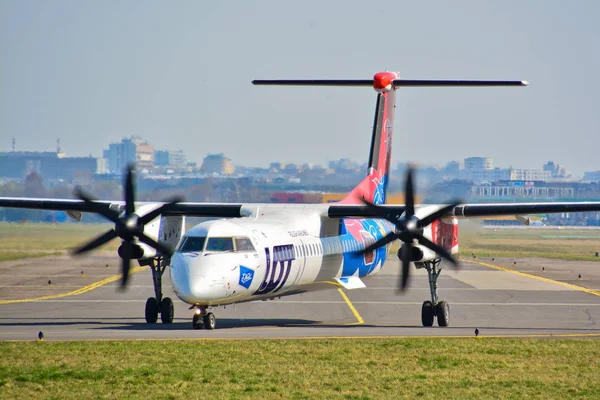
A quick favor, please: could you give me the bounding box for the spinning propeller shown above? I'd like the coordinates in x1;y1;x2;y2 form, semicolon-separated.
72;164;183;288
358;167;461;291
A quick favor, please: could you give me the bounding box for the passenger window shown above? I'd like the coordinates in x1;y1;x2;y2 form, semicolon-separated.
178;236;206;252
235;237;255;252
206;237;234;252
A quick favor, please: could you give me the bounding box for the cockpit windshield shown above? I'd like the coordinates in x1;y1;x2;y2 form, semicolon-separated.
177;236;256;253
206;237;234;252
178;236;206;253
235;237;255;252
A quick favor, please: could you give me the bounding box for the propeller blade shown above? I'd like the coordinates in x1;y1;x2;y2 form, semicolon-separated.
73;186;120;222
72;229;118;255
417;236;459;268
404;167;415;219
358;232;399;254
399;245;411;291
417;201;462;228
138;196;184;225
120;256;131;288
137;233;174;256
124;165;136;216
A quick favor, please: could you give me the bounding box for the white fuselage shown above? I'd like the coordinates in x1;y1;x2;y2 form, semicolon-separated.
169;207;394;307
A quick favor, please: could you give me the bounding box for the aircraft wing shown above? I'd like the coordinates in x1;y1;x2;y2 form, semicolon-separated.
0;197;245;218
327;202;600;219
2;197;600;221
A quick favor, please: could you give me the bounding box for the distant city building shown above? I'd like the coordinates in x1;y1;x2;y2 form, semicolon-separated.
269;162;286;171
103;136;154;173
283;163;299;174
443;161;460;174
465;168;510;183
583;171;600;183
508;169;551;181
464;157;493;171
201;153;234;175
543;161;568;178
155;150;187;167
329;158;359;171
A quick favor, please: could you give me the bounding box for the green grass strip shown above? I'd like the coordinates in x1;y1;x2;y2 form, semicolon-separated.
1;338;599;399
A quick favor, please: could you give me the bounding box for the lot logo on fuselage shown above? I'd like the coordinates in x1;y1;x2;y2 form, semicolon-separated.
253;245;295;296
238;265;255;289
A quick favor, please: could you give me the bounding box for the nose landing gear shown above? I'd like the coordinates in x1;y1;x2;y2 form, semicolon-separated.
192;306;216;330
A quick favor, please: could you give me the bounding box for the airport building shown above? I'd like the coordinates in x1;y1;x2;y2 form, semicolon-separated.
0;151;105;180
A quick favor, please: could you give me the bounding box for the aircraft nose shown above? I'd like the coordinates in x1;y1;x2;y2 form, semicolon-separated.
172;273;213;304
170;255;227;303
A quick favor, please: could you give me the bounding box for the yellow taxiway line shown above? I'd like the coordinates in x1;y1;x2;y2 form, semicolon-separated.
0;266;148;305
338;288;364;325
465;260;600;297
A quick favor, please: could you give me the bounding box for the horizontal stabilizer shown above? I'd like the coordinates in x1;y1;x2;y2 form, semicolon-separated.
393;79;528;87
253;79;528;87
335;276;366;289
252;79;372;86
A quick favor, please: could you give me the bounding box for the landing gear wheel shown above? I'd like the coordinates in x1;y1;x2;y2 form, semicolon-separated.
421;300;434;327
192;314;204;330
145;297;159;323
436;300;450;327
203;312;216;330
160;297;174;324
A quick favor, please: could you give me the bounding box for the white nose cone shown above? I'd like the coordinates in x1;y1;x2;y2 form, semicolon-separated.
170;254;209;303
170;254;229;304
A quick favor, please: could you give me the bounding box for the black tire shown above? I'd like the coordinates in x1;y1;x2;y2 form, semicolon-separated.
145;297;159;324
203;312;216;330
421;301;434;327
436;301;450;327
192;314;203;330
160;297;174;324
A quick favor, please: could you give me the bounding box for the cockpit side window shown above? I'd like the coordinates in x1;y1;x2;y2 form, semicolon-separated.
206;237;234;252
235;237;256;252
178;236;206;252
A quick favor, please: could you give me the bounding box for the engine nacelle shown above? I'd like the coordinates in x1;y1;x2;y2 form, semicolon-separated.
118;242;156;259
397;244;438;263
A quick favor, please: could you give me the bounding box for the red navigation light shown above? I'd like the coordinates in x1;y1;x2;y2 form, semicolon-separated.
373;72;398;92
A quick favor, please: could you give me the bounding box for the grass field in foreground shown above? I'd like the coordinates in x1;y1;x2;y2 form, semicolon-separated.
1;338;599;399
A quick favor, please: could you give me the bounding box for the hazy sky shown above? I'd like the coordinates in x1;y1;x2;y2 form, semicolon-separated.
2;1;599;176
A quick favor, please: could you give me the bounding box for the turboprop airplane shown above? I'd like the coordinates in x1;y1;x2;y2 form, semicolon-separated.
3;71;600;330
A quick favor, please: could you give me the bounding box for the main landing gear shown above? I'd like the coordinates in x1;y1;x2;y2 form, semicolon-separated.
192;306;216;330
417;259;450;327
144;257;174;324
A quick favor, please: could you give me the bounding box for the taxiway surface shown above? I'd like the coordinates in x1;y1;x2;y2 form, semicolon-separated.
1;254;599;341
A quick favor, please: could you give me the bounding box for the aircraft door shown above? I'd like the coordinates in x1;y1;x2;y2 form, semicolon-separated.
289;238;308;286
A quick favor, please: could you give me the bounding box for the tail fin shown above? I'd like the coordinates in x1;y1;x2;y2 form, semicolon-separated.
341;72;398;205
252;74;527;205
